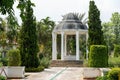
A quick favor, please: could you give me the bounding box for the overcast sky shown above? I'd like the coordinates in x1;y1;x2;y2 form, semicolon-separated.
1;0;120;24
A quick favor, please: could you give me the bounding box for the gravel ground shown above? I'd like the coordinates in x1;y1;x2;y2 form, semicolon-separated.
8;67;83;80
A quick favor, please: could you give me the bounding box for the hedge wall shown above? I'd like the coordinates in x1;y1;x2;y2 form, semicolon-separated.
114;45;120;57
89;45;108;67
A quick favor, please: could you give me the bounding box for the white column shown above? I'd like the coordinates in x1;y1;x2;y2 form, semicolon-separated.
86;33;88;60
76;31;80;60
61;32;64;60
64;35;67;56
52;32;57;60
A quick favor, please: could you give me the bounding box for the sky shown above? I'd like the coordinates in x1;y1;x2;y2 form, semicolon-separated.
1;0;120;25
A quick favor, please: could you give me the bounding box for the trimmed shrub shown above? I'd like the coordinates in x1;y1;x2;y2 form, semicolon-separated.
8;49;21;66
40;57;50;68
89;45;108;67
0;75;6;80
107;68;120;80
114;45;120;57
25;66;44;72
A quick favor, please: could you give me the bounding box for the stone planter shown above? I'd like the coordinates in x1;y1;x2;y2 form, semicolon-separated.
0;67;8;78
83;68;101;80
7;66;25;79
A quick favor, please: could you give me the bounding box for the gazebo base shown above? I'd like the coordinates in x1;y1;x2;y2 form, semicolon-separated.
50;60;83;67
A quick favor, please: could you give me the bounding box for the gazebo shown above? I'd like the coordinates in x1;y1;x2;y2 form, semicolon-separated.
52;13;88;61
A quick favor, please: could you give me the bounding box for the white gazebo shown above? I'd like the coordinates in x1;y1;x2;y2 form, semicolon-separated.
52;13;88;61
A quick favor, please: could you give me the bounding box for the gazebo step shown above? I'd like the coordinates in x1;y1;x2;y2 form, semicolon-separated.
50;60;83;67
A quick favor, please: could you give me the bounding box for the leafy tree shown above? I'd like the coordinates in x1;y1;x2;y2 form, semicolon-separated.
71;13;88;24
88;1;105;49
102;22;114;53
0;0;25;15
111;12;120;44
0;0;14;15
37;17;55;57
6;14;19;44
102;12;120;53
0;18;7;52
19;0;39;68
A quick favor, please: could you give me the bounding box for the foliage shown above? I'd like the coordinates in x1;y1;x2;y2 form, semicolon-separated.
107;68;120;80
1;58;8;66
111;12;120;45
40;57;50;68
19;0;39;68
83;59;89;67
37;17;55;58
0;0;14;15
64;13;87;24
108;56;120;67
6;14;19;44
102;12;120;54
89;45;108;67
114;45;120;57
102;22;114;53
67;35;76;55
96;75;109;80
8;49;21;66
88;1;105;50
0;75;6;80
25;66;44;72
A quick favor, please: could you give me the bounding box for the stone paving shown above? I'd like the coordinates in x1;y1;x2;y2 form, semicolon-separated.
9;67;83;80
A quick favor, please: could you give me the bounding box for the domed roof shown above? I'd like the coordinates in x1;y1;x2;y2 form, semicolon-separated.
54;13;87;32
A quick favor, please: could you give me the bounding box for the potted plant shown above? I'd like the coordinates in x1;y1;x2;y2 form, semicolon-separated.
7;49;25;79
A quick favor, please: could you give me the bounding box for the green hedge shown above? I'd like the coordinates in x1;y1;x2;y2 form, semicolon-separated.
89;45;108;67
8;49;21;66
114;45;120;57
107;68;120;80
25;66;44;72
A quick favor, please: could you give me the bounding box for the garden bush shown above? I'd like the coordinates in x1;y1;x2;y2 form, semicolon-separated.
114;45;120;57
8;49;21;66
107;68;120;80
89;45;108;67
96;75;109;80
25;66;44;72
108;56;120;67
1;58;8;66
0;75;6;80
40;57;50;68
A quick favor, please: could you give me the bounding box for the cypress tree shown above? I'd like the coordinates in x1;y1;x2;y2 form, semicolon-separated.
88;1;105;49
19;0;39;68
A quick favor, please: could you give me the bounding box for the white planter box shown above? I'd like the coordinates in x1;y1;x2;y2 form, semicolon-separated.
7;66;25;78
0;67;8;78
83;68;101;78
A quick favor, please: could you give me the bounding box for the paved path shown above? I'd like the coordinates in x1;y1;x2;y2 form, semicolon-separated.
9;67;83;80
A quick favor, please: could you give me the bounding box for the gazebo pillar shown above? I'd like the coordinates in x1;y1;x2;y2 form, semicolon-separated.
76;31;80;60
52;32;57;60
61;32;64;60
64;35;67;56
86;33;88;60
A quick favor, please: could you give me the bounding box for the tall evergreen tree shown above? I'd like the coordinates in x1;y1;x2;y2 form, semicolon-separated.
88;1;105;49
19;0;39;68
